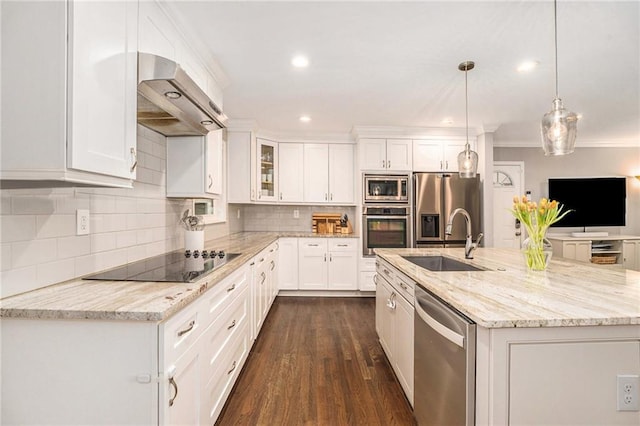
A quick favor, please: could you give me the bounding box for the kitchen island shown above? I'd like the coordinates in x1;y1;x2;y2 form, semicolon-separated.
376;247;640;426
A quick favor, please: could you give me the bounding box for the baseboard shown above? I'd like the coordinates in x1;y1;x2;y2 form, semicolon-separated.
278;290;375;297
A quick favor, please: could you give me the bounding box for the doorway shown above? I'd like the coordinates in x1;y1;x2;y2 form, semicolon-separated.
493;161;525;248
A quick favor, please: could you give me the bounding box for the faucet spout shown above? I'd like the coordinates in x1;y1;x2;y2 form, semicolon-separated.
446;208;480;259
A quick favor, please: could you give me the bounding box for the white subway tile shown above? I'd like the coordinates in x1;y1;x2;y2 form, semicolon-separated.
91;214;127;233
0;195;11;214
55;194;91;214
11;238;57;268
127;246;146;263
137;228;155;245
58;235;91;259
12;196;55;215
116;230;138;248
1;243;12;271
137;135;153;155
90;233;117;253
36;258;76;287
74;253;100;277
90;195;117;214
1;215;36;242
115;197;138;214
36;214;75;238
146;154;163;172
1;266;38;298
126;214;140;230
136;167;153;184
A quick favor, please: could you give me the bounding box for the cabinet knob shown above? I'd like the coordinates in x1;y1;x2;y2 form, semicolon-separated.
208;174;213;189
387;160;390;168
130;147;138;173
440;160;443;170
382;160;385;168
445;160;449;170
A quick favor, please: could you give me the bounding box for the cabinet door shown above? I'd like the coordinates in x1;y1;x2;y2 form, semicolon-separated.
623;241;639;270
256;139;278;202
303;144;330;203
377;276;395;359
206;130;223;195
394;294;414;406
386;139;413;171
442;140;467;172
298;239;328;289
164;345;202;426
278;238;299;290
359;139;387;170
328;144;355;203
278;143;304;202
412;140;443;171
360;270;377;292
327;251;358;290
69;1;138;180
227;131;252;203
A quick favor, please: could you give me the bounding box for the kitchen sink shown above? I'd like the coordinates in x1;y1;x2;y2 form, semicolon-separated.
401;255;486;272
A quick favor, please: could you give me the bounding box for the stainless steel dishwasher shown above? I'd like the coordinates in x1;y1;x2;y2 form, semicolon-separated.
414;285;476;426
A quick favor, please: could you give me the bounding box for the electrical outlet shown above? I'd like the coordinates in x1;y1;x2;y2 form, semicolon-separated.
293;209;299;219
76;209;90;236
617;374;639;411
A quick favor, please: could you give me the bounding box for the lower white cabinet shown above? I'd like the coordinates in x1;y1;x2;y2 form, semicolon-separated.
298;238;358;290
251;241;279;338
375;258;414;406
549;239;592;263
278;238;299;289
623;240;640;270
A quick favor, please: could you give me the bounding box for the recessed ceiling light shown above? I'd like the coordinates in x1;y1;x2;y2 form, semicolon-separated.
299;115;311;123
442;117;454;125
517;60;539;72
291;55;309;68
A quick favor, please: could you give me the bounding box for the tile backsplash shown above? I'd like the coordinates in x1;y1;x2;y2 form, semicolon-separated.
232;204;357;233
0;126;228;298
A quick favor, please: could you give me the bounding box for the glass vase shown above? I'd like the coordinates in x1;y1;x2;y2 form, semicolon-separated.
522;236;553;271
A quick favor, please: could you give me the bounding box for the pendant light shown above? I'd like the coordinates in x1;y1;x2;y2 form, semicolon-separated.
457;61;478;178
541;0;578;156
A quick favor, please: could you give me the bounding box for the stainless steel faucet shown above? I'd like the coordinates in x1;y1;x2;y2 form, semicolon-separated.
445;208;483;259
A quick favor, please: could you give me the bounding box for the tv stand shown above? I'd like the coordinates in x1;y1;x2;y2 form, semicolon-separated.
547;235;640;271
570;231;609;238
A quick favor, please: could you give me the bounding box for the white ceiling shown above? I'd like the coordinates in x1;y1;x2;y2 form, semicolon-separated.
170;1;639;145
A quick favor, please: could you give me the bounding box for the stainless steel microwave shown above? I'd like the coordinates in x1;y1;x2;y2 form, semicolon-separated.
363;174;409;203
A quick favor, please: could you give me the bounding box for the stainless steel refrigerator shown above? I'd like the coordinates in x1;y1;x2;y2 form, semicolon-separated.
414;173;481;247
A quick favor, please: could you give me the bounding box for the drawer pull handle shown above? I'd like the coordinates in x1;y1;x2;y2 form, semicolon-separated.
383;268;391;276
308;244;319;247
270;260;275;271
168;376;178;407
227;319;236;330
270;248;274;252
373;274;378;286
261;272;266;284
399;282;407;290
226;283;236;292
260;257;265;262
177;320;195;337
386;292;396;310
227;360;237;375
337;244;348;247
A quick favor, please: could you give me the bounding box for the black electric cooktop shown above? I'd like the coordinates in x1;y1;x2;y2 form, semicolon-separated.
83;250;240;283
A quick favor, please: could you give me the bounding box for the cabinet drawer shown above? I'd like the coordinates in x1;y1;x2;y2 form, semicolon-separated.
329;239;357;252
201;265;248;327
202;286;249;381
299;238;328;254
162;300;204;363
202;323;250;424
377;258;414;304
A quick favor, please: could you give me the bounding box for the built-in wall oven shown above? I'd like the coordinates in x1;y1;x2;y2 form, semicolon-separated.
363;174;409;203
362;205;411;256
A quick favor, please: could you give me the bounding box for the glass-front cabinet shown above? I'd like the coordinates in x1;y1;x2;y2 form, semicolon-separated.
256;138;278;202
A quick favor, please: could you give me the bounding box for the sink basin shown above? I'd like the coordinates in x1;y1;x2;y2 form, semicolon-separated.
401;255;486;272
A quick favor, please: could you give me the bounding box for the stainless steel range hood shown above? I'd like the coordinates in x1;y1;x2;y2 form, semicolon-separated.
137;52;226;136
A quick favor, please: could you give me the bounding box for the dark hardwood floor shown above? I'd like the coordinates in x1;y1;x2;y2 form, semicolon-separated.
216;297;416;426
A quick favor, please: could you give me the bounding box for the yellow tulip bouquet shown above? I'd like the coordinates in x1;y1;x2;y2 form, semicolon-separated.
511;195;572;270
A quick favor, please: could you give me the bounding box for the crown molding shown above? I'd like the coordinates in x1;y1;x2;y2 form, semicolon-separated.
493;138;640;148
351;125;485;140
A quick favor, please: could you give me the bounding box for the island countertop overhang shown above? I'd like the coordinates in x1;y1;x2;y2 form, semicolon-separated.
375;247;640;328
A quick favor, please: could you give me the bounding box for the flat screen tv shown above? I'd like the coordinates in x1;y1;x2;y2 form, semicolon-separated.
548;177;626;228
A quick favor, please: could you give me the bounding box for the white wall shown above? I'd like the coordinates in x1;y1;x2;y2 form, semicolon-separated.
0;126;230;298
493;146;640;235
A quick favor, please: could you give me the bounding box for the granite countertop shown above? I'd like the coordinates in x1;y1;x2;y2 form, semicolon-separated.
376;247;640;329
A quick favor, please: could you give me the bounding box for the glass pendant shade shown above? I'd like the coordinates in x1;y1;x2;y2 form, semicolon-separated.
541;97;578;156
458;147;478;178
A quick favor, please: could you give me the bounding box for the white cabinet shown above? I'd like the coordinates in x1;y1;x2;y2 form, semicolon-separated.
549;239;592;263
359;139;412;171
251;241;279;336
256;138;279;202
278;238;299;290
278;143;304;202
359;257;377;291
167;130;225;198
623;240;640;271
1;0;138;188
303;144;355;204
298;238;358;290
227;131;254;203
413;139;468;172
375;258;415;406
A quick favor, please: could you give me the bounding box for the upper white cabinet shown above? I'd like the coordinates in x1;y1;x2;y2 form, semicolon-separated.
304;144;355;204
167;130;224;198
359;139;412;171
256;138;279;202
413;139;469;172
1;0;138;188
278;143;304;202
227;131;254;203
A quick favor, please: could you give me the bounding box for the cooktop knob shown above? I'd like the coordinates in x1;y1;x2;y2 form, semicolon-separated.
193;250;200;258
218;250;225;259
201;250;209;259
210;250;217;258
185;250;191;258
